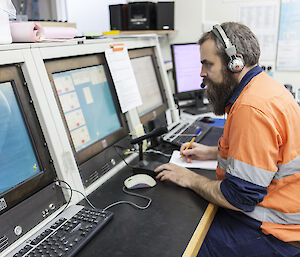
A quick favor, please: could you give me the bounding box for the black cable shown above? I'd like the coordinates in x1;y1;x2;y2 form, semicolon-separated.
57;184;96;209
113;145;135;169
54;179;73;217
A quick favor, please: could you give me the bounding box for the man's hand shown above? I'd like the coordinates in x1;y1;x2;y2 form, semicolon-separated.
154;162;240;211
154;163;197;188
180;142;218;163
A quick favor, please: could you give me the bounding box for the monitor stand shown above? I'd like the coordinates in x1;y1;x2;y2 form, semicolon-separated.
182;91;211;115
131;142;164;178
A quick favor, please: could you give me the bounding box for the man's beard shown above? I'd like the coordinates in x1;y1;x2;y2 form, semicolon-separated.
204;68;239;115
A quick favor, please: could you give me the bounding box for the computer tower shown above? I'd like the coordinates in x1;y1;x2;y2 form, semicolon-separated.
127;2;156;30
156;2;174;30
109;4;128;30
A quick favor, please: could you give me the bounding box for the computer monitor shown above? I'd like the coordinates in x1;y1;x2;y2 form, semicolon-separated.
129;47;168;129
0;65;65;252
171;43;208;115
45;54;130;188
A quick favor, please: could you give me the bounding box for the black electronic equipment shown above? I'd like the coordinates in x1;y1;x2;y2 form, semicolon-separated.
45;54;131;189
163;118;212;146
156;2;174;30
8;205;113;257
130;127;168;177
109;4;128;30
0;65;65;254
171;43;210;115
127;2;156;30
129;47;168;131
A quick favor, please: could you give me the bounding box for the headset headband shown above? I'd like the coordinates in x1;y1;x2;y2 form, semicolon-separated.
212;24;237;59
211;24;244;73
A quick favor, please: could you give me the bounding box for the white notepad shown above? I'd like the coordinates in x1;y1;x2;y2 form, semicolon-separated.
169;150;217;170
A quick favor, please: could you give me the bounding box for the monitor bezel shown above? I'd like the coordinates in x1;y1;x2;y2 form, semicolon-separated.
171;42;204;97
0;65;56;214
128;47;168;125
45;54;129;165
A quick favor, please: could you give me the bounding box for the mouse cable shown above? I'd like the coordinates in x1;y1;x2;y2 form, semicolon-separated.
113;145;135;169
144;149;172;158
102;186;152;211
55;180;96;210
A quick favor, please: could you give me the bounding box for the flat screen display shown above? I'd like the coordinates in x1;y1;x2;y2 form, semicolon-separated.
131;55;164;116
52;65;122;152
172;43;203;93
0;82;41;195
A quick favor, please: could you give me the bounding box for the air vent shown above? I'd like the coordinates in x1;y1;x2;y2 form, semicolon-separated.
89;171;99;184
0;235;9;251
88;163;111;185
100;163;111;176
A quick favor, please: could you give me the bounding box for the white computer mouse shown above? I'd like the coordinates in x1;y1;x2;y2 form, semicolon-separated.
124;174;157;189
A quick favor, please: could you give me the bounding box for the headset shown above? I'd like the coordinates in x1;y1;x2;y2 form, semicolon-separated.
211;24;244;73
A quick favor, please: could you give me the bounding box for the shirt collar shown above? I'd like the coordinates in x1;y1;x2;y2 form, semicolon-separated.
227;65;262;105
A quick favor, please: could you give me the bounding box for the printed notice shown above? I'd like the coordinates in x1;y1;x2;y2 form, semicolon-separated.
238;2;280;62
105;46;142;113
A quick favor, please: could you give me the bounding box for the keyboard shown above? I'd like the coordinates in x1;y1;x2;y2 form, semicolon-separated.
163;118;212;147
9;205;113;257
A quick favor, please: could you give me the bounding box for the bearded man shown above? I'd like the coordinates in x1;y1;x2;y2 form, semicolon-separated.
155;22;300;257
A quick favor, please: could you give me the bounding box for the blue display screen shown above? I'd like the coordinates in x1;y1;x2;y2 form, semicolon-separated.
0;82;41;195
53;65;121;152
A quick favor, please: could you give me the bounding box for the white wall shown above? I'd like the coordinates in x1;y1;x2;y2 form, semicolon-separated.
65;0;127;36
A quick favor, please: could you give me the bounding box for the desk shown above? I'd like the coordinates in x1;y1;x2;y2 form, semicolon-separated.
76;127;223;257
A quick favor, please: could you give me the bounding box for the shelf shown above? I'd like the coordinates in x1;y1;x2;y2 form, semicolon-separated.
119;30;177;35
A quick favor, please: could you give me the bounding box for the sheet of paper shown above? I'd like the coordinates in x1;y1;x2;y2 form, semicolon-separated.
277;0;300;70
105;46;142;113
169;150;217;170
238;2;280;62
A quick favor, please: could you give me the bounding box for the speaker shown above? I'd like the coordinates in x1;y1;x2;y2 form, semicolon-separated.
211;24;244;73
109;4;128;30
156;2;174;30
127;2;156;30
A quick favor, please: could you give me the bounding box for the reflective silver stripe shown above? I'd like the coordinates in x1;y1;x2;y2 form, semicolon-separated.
226;158;275;187
245;206;300;225
217;155;227;170
275;155;300;180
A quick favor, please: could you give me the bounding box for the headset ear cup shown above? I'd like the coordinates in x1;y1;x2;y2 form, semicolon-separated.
228;57;245;72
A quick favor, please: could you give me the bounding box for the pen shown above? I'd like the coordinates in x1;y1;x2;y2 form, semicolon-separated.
184;127;202;151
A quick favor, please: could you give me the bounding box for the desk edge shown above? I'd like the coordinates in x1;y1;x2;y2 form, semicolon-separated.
182;203;218;257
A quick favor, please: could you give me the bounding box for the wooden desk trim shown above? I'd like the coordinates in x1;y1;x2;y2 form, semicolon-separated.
182;203;218;257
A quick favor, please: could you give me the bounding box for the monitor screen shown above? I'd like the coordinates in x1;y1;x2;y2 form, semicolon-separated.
129;48;167;125
0;65;59;214
52;65;122;153
171;43;203;93
0;82;41;195
45;54;129;173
